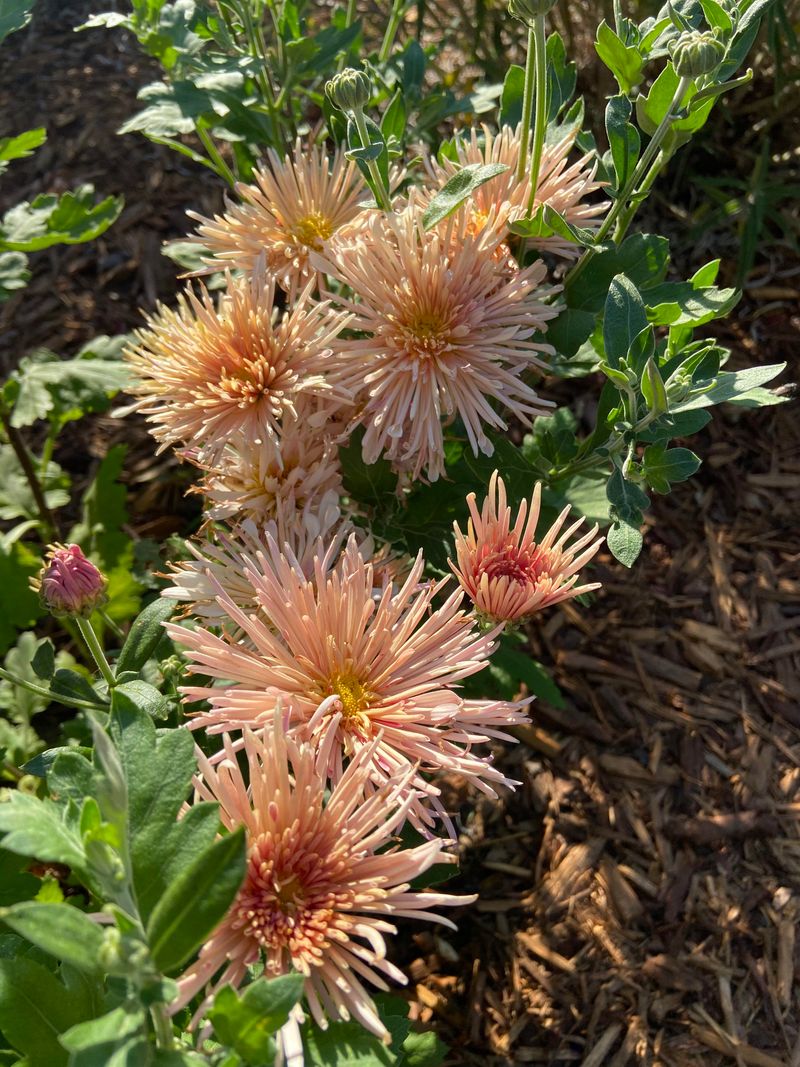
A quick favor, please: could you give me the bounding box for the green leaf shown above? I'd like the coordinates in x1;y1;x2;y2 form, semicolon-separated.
0;848;38;905
0;127;46;175
603;274;648;369
380;90;406;146
422;163;508;230
605;95;640;192
0;532;45;654
0;791;86;872
301;1017;396;1066
7;341;131;430
595;21;644;94
500;64;524;127
0;445;70;521
546;31;576;122
401;1030;448;1067
209;974;305;1064
606;468;649;520
112;679;170;721
0;957;93;1067
0;250;30;300
642;445;701;493
116;599;174;674
146;827;246;972
69;444;130;571
339;432;396;507
59;1006;148;1067
118;80;216;138
109;699;217;921
0;902;105;974
635;63;681;137
640;356;669;417
487;645;565;708
672;362;785;411
0;187;123;253
644;281;739;326
0;0;35;43
607;519;643;568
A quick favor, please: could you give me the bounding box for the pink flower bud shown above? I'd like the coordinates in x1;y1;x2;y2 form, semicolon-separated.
33;543;108;618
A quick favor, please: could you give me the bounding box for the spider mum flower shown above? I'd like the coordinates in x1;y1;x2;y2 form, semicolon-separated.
172;719;471;1042
32;543;107;619
189;142;367;293
166;535;526;831
197;409;345;528
450;471;603;624
319;209;558;482
124;266;351;456
424;123;607;258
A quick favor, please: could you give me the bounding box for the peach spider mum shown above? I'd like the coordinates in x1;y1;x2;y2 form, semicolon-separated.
450;471;603;624
188;141;368;293
424;123;607;258
123;264;351;457
317;208;559;482
171;718;472;1045
165;535;527;833
195;408;345;527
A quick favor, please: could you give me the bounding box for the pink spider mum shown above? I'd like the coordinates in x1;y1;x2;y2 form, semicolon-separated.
317;208;559;482
450;471;603;624
195;407;345;527
424;123;607;258
171;718;471;1045
188;142;367;293
166;535;526;832
124;265;350;457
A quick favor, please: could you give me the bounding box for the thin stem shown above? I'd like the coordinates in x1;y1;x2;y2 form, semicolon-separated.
76;617;117;691
150;1004;174;1051
100;609;125;641
525;13;549;216
566;75;692;289
0;665;107;712
612;149;664;244
352;108;392;210
379;0;405;63
337;0;358;71
0;407;57;540
196;126;236;187
39;424;57;480
516;26;536;184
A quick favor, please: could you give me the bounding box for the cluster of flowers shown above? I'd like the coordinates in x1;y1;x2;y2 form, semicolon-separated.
112;86;608;1055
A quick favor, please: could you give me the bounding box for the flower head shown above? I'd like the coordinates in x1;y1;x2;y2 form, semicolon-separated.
450;471;603;624
318;208;558;481
32;543;107;618
423;123;607;258
189;142;368;293
171;718;472;1041
167;535;526;832
124;266;350;457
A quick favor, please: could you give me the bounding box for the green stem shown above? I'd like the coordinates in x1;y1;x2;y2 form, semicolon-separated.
612;149;664;243
516;25;536;184
0;665;107;712
379;0;405;63
150;1004;174;1051
337;0;358;71
525;14;549;216
353;108;392;210
100;609;125;641
76;617;117;691
0;407;57;540
196;126;236;187
566;75;692;289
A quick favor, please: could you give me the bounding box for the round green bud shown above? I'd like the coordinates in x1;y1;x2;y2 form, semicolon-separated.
508;0;557;24
670;29;726;78
325;68;371;113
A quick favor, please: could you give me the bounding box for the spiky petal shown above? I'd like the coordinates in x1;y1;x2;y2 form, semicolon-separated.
450;470;603;623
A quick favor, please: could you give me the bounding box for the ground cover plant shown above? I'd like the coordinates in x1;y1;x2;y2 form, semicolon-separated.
0;0;792;1064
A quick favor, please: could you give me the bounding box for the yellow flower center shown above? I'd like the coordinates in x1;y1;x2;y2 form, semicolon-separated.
292;212;335;250
331;671;370;722
402;306;451;357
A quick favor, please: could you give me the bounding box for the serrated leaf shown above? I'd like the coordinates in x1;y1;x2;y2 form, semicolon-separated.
422;163;508;230
146;826;246;972
0;127;46;175
0;902;105;974
0;445;70;521
0;186;122;253
0;791;86;872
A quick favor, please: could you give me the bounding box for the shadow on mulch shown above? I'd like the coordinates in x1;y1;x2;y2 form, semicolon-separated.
2;4;800;1066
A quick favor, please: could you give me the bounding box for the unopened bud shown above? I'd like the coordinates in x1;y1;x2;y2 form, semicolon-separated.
325;68;371;113
670;29;725;78
32;543;107;619
508;0;557;24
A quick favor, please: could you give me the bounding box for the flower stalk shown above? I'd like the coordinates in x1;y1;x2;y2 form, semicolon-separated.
525;13;549;215
75;617;117;691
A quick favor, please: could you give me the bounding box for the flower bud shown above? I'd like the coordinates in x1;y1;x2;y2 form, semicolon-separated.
508;0;557;24
670;29;725;78
33;543;108;619
325;68;371;113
